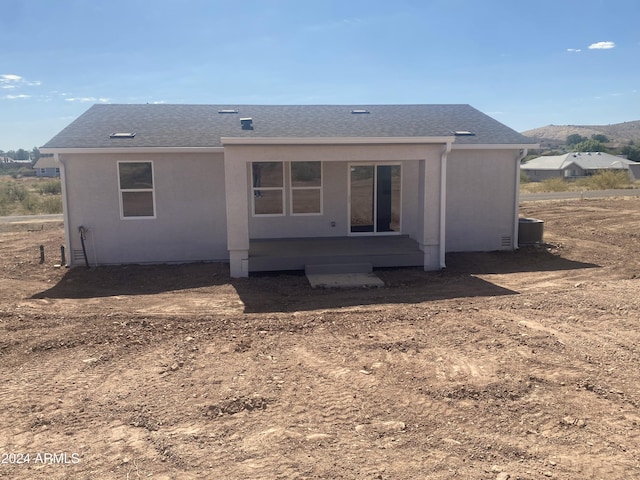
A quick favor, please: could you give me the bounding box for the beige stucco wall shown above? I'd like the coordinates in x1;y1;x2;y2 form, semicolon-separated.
62;152;228;266
521;168;562;182
445;149;518;252
223;143;443;241
59;143;521;272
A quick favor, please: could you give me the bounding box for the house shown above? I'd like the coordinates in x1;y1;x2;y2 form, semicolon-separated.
521;152;638;182
40;104;537;277
33;156;61;177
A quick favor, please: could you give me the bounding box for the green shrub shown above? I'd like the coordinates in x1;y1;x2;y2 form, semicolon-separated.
36;180;62;195
20;193;38;212
579;170;631;190
0;196;8;216
4;182;29;202
9;167;36;178
39;196;63;214
538;177;570;192
520;171;530;183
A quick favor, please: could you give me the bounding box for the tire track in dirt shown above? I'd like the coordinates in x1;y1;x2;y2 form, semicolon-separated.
0;344;161;479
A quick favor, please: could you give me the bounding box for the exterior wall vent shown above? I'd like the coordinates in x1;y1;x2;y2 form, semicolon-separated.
240;118;253;130
500;235;512;248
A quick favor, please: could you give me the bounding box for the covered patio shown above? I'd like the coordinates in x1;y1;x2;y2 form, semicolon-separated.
248;235;424;272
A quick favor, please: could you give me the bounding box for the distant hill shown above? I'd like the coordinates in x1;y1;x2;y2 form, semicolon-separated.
522;120;640;146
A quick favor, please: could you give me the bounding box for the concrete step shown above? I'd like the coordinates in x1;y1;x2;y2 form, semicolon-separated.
306;272;384;288
305;262;373;275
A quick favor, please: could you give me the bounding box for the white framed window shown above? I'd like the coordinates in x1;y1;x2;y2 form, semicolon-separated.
118;161;156;219
252;162;284;216
290;161;322;215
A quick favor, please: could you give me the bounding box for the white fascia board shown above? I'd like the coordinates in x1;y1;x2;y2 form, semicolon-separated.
451;143;539;150
221;136;456;145
39;146;224;155
520;166;563;170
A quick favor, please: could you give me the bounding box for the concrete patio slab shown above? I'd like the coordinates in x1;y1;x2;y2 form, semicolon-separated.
306;272;385;288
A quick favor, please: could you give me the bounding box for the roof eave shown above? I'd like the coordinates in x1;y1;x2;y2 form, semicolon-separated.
39;146;225;155
451;143;539;150
221;136;456;145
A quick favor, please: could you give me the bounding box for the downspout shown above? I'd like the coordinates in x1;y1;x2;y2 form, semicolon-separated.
56;153;72;267
513;148;528;249
439;141;452;269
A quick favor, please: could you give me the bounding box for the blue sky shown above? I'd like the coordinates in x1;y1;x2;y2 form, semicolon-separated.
1;0;639;151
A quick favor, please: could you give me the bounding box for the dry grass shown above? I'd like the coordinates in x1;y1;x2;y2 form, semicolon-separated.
521;170;637;193
0;176;62;215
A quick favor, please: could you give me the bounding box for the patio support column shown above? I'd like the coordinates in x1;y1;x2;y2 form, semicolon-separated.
439;142;452;269
224;151;250;277
56;153;72;267
418;144;450;271
513;148;527;249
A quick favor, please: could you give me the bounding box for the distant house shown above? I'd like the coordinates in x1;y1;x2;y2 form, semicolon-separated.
40;104;536;277
33;156;60;177
521;152;639;182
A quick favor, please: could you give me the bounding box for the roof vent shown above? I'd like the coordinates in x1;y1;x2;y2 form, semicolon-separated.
218;109;238;114
453;130;475;136
240;118;253;130
110;132;136;139
351;109;370;114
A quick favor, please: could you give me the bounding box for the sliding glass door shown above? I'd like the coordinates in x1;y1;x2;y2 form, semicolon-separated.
349;164;401;234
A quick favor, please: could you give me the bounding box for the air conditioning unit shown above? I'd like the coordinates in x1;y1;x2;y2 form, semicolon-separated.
518;217;544;245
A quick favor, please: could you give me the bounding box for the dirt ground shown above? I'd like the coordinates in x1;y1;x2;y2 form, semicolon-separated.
1;197;639;480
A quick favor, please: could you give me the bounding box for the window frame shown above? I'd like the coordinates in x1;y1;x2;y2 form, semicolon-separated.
290;161;323;216
251;161;285;217
117;160;156;220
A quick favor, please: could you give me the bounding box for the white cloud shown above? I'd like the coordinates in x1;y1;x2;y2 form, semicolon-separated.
4;94;31;99
567;48;582;53
588;41;615;50
0;74;42;91
1;74;21;88
1;74;23;82
65;97;109;103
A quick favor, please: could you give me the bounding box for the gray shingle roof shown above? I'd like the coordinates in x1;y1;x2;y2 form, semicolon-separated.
33;156;59;168
42;104;534;149
522;152;638;171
